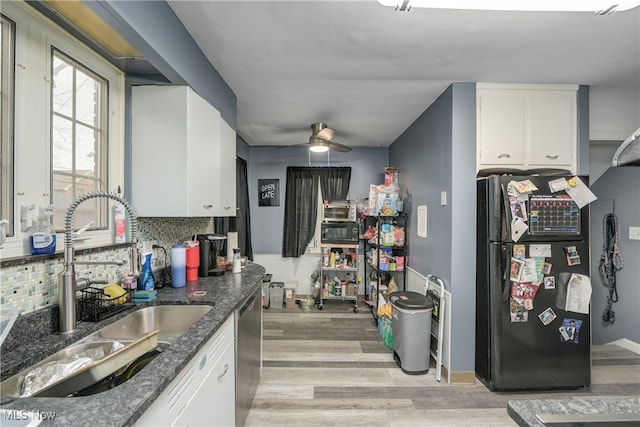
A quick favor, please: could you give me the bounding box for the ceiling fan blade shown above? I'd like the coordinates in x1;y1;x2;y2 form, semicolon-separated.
316;127;336;141
328;141;351;152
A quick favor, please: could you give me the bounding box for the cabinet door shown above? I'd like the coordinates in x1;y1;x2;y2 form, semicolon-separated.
527;92;575;167
477;90;526;166
212;119;237;216
135;315;235;426
174;340;236;427
132;86;190;216
186;90;221;216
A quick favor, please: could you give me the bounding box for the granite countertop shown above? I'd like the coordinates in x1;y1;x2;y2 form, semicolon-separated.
0;262;266;426
508;397;640;427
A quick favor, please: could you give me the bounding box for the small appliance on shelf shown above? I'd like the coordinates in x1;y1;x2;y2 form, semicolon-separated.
321;200;356;222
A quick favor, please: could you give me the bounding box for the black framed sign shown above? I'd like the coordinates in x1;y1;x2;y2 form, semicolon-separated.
258;179;279;206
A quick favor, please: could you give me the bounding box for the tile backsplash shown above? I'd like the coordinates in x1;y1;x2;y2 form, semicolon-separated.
0;217;213;315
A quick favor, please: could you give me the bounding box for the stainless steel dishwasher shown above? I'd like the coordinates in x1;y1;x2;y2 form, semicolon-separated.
235;287;261;427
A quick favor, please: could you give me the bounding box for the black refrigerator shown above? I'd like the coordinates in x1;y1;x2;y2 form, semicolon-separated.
476;174;591;391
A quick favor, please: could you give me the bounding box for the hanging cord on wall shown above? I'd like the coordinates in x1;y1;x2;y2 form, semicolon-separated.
599;213;624;323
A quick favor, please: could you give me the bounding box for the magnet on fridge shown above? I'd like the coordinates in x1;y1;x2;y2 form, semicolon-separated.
560;318;582;344
544;276;556;289
510;297;528;322
538;307;557;325
542;262;553;275
564;245;581;266
511;217;528;242
513;244;526;259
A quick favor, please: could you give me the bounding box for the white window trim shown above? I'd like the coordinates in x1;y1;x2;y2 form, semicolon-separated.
1;1;124;259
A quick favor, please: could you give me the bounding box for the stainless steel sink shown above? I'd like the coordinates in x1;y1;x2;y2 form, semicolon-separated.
89;305;213;344
0;305;212;398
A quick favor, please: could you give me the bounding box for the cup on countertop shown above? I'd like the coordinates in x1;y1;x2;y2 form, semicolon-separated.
171;244;186;288
184;240;200;281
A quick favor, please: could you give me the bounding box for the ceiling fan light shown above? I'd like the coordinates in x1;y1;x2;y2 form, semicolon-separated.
309;144;329;153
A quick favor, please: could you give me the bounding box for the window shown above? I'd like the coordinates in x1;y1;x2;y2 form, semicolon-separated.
51;50;108;231
1;14;15;237
282;167;351;257
0;2;124;258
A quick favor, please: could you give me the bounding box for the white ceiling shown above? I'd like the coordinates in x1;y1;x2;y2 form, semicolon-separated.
167;1;640;148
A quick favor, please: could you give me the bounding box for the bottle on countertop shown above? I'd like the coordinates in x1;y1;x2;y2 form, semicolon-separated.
29;206;56;255
232;248;242;273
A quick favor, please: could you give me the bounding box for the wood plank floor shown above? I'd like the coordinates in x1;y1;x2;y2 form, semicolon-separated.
246;300;640;426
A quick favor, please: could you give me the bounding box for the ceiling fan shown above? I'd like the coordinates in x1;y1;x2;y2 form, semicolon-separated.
305;123;351;153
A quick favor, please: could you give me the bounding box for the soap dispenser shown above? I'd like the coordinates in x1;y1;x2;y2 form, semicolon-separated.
29;206;56;255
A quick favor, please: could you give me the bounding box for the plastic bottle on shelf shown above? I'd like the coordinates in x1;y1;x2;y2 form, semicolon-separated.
330;251;336;268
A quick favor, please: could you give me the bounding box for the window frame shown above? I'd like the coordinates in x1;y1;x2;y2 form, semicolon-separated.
0;2;124;259
50;48;110;232
1;14;16;238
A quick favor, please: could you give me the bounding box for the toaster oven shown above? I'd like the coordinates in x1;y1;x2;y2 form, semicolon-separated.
322;200;356;222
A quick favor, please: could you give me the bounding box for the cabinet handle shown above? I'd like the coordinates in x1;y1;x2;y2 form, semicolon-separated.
217;363;229;381
545;155;559;160
203;205;213;209
224;206;231;210
498;153;511;159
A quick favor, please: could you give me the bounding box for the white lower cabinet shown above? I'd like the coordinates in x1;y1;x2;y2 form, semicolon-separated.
135;315;235;427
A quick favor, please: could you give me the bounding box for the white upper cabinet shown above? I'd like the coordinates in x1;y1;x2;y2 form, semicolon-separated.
132;85;236;217
477;84;578;174
216;119;237;216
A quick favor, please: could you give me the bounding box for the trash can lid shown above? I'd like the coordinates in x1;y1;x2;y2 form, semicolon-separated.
389;291;434;310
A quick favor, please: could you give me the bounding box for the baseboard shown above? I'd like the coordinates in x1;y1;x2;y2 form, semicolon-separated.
605;338;640;355
442;366;476;385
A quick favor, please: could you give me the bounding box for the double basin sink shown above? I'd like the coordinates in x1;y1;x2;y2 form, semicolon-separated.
0;305;212;399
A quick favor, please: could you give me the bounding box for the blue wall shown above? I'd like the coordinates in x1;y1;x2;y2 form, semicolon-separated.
389;83;477;372
590;167;640;345
248;146;388;254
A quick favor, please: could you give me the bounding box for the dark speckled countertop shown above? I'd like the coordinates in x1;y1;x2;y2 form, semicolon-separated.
0;262;265;426
508;397;640;426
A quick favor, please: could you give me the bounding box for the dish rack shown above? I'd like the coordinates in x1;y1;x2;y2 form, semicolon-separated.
77;286;135;322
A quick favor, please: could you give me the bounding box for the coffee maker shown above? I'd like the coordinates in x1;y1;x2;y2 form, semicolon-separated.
197;234;226;276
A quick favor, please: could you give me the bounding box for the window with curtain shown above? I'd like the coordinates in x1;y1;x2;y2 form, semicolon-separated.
282;167;351;257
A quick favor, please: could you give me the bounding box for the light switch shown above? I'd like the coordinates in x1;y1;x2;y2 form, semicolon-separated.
440;191;447;206
629;226;640;241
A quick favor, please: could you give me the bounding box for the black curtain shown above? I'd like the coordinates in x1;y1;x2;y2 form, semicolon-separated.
236;157;253;260
319;167;351;200
213;157;253;260
282;168;319;257
282;166;351;257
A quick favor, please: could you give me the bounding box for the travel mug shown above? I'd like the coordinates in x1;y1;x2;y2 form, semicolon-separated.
171;244;186;288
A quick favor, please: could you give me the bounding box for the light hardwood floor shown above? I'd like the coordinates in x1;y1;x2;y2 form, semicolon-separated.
246;301;640;426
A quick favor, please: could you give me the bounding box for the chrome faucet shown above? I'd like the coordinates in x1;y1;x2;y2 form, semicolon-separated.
58;191;140;334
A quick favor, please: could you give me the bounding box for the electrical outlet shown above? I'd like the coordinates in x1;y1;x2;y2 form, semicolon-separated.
142;240;157;255
629;226;640;241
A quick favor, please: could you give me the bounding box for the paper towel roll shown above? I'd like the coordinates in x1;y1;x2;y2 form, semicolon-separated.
227;232;238;261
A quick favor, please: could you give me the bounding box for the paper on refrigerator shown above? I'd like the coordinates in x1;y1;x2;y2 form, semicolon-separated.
565;177;597;208
565;273;591;315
